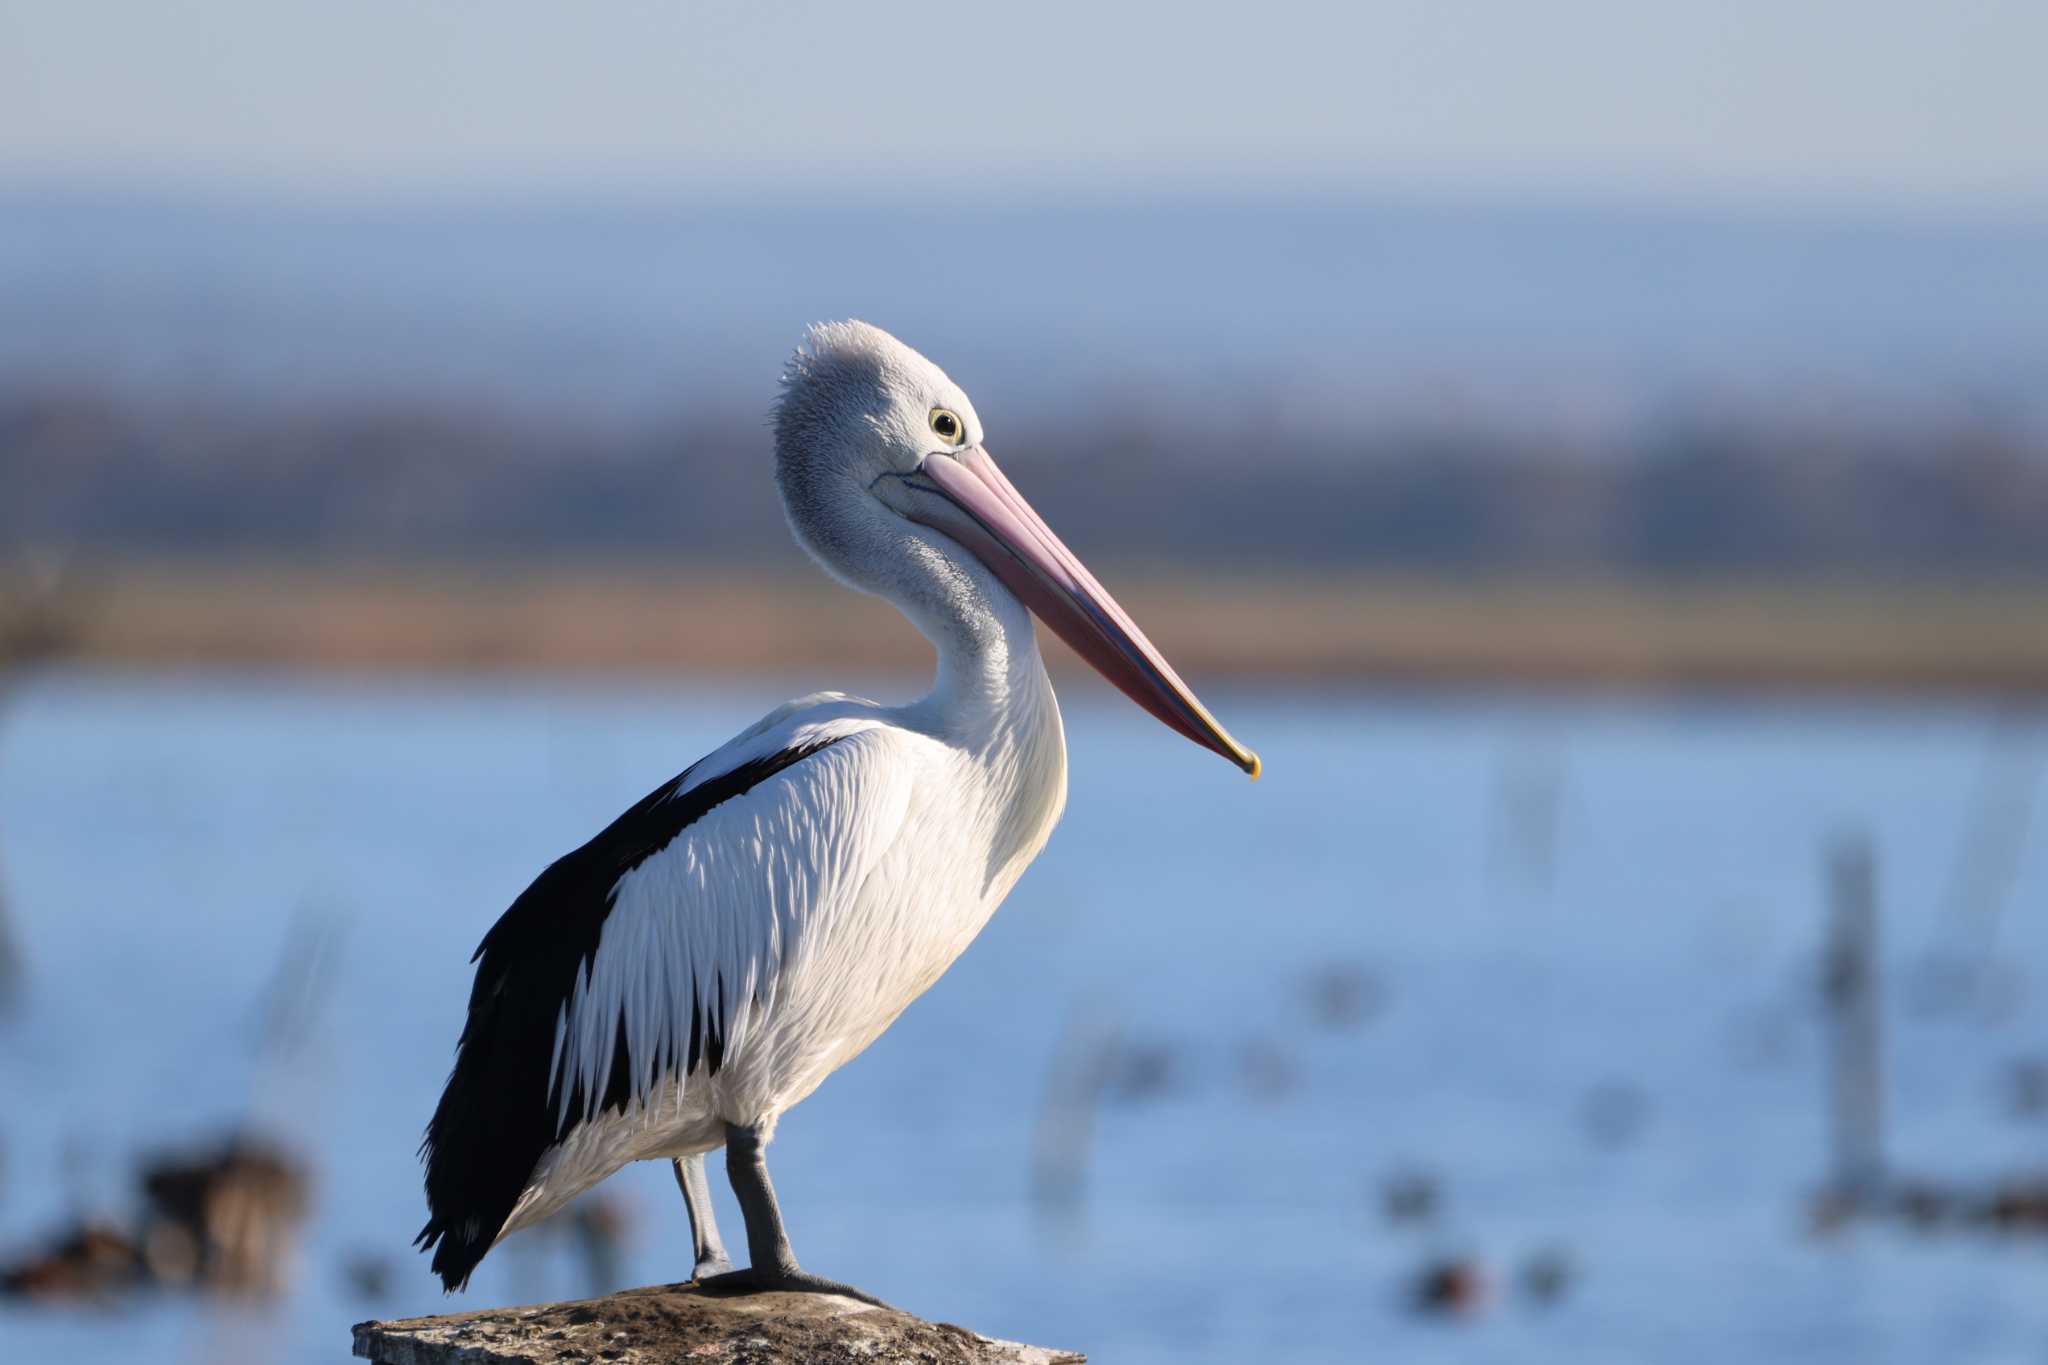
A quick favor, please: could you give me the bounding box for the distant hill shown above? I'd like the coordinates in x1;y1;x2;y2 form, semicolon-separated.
3;383;2043;576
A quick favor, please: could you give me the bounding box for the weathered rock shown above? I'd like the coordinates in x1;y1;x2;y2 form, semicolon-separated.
352;1282;1085;1365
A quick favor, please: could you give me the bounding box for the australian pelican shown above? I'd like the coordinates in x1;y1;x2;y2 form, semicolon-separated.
417;321;1258;1300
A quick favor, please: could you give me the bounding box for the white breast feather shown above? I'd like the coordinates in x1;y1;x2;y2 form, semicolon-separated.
548;721;932;1134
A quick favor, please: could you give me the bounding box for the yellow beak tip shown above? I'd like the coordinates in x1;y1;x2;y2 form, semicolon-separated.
1244;750;1263;781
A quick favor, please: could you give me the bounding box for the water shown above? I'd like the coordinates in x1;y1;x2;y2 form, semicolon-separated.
0;673;2044;1363
6;192;2046;425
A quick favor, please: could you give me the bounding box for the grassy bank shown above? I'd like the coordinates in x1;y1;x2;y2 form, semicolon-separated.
9;563;2048;696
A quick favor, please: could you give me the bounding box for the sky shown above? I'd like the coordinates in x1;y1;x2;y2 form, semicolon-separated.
2;0;2045;210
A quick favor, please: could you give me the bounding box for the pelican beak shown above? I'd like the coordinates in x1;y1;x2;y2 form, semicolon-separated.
886;446;1260;778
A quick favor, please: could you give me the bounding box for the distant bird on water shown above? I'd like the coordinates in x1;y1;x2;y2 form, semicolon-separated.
417;322;1259;1300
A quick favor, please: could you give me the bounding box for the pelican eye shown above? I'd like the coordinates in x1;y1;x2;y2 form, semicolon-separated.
928;408;965;445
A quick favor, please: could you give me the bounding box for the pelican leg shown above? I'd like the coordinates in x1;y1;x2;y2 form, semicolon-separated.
671;1154;735;1281
698;1121;891;1308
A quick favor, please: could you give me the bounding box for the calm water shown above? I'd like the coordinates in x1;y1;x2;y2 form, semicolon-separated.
8;193;2047;422
0;673;2044;1363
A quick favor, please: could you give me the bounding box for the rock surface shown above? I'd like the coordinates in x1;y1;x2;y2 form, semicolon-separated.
352;1282;1085;1364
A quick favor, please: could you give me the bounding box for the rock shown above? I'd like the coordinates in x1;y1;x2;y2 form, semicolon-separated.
352;1282;1085;1364
1379;1168;1441;1225
139;1133;312;1297
1410;1256;1490;1317
0;1219;145;1300
1518;1246;1575;1305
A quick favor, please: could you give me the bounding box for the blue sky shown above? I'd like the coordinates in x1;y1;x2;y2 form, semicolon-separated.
2;0;2043;208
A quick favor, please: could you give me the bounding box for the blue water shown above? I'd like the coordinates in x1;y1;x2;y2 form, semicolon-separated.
6;192;2046;425
0;673;2044;1363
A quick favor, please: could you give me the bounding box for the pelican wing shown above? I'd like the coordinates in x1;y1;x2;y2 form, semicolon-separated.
417;713;923;1289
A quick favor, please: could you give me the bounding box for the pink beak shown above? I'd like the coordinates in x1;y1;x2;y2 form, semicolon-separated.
894;446;1260;778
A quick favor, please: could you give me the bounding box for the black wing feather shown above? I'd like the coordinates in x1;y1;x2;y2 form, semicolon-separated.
415;737;840;1291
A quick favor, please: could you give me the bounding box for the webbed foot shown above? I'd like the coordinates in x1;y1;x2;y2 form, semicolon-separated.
698;1263;892;1310
691;1252;736;1282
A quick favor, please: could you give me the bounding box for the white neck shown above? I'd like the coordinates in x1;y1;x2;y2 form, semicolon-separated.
776;463;1063;762
889;533;1059;749
889;535;1069;891
782;479;1071;888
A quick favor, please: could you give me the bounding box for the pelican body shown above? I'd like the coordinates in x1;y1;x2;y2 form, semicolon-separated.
418;322;1257;1298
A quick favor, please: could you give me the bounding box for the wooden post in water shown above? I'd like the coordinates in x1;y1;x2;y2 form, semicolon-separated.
0;869;21;1017
1821;832;1885;1205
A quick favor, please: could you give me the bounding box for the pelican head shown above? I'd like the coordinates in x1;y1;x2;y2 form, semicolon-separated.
774;320;1258;777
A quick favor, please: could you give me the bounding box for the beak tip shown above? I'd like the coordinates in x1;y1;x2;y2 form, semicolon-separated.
1242;749;1263;781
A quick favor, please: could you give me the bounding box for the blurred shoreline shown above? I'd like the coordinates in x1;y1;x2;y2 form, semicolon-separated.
15;563;2048;696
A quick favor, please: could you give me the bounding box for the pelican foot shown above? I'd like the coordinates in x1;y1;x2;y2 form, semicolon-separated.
673;1153;737;1287
707;1120;896;1310
697;1264;893;1310
691;1252;736;1282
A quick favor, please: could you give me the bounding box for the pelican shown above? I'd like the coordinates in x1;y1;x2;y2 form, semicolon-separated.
417;321;1258;1300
